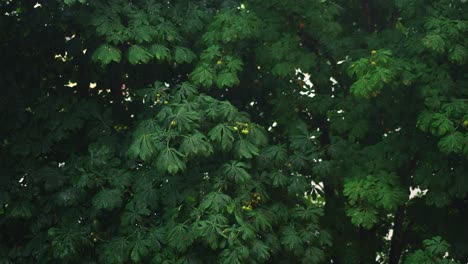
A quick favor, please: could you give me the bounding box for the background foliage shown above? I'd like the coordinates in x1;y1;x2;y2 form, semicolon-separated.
0;0;467;263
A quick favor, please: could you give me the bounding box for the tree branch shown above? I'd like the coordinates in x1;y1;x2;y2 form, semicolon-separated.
389;205;406;264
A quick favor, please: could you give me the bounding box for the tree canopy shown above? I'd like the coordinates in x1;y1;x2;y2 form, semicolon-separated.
0;0;467;263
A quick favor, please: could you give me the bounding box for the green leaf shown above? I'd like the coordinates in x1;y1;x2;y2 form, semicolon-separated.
260;145;288;164
200;192;232;212
208;124;235;151
250;210;272;232
170;107;201;132
200;45;222;61
234;139;259;159
92;44;122;65
48;227;90;259
219;244;249;264
272;62;294;77
128;133;158;161
156;148;186;174
449;44;467;64
103;237;130;263
269;171;288;187
9;202;33;218
423;236;450;256
346;207;378;229
131;238;151;262
180;133;213;157
174;46;196;64
193;220;222;249
430;113;454;136
216;71;239;88
92;189;122;210
167;224;193;251
221;161;251;183
422;34;446;53
64;0;76;6
127;45;153;65
225;57;243;72
149;44;171;61
122;202;151;225
216;101;238;121
190;64;216;87
251;240;271;261
281;225;303;251
293;206;323;222
173;82;198;101
303;247;325;264
438;132;464;154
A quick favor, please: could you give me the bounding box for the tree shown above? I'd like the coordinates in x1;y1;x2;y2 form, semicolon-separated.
0;0;466;263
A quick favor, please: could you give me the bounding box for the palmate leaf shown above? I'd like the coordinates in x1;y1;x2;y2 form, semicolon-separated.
219;244;250;264
287;175;308;195
167;224;194;252
215;101;238;121
121;202;151;226
149;44;171;61
245;125;268;147
350;76;378;97
64;0;86;5
131;25;156;44
208;124;235;151
260;145;288;164
423;236;450;256
102;237;130;263
281;225;303;251
438;132;464;154
170;107;201;132
346;207;378;229
449;44;467;64
174;46;196;64
148;227;164;252
289;123;318;152
193;220;222;249
251;240;271;261
249;209;272;232
430;113;454;136
422;34;446;53
200;192;232;212
216;71;239;88
343;178;368;205
303;247;325;264
293;206;323;223
173;82;198;101
221;161;251;183
416;111;434;132
404;250;433;264
156;21;180;42
272;62;295;77
156;148;186;174
200;45;222;61
269;171;288;187
127;133;158;161
405;236;457;264
130;238;151;262
92;189;122;210
48;227;91;259
190;64;216;87
92;44;122;65
127;45;153;65
180;132;213;157
9;201;33;218
234;139;259;159
225;57;243;72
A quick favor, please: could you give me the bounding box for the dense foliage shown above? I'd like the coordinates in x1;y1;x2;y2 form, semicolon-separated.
0;0;467;263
